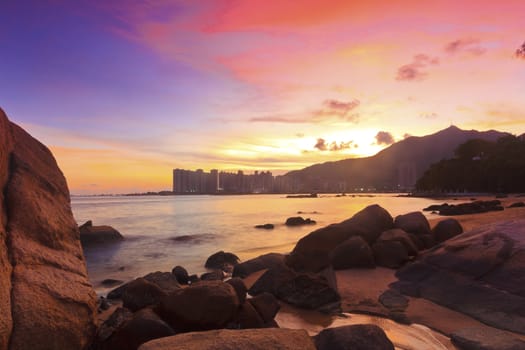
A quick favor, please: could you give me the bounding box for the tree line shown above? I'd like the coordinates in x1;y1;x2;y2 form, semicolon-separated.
416;135;525;193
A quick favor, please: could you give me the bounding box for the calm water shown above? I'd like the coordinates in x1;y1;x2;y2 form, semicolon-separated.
72;194;441;292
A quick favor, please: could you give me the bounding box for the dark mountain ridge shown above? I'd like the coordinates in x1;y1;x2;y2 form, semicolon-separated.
284;126;508;192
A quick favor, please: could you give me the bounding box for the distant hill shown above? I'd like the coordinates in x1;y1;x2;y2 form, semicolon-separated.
284;126;509;192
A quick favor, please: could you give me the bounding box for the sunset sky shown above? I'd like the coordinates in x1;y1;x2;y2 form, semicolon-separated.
1;1;524;194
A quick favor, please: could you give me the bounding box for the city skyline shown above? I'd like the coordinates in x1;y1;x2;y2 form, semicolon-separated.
1;1;524;194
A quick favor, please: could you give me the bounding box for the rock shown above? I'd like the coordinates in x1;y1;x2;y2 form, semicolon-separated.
234;302;265;329
378;289;409;312
314;324;395;350
0;108;97;349
79;220;124;245
98;296;111;311
142;271;181;294
248;292;280;323
451;327;525;350
226;277;248;304
204;251;240;271
372;240;409;268
233;253;286;278
101;278;124;288
98;308;176;350
122;278;168;312
138;328;317;350
419;234;437;248
508;201;525;208
200;270;224;281
432;218;463;243
394;211;431;236
396;220;525;334
285;216;316;226
157;280;240;331
95;307;134;344
171;265;189;284
286;205;393;272
329;236;375;269
188;274;200;284
377;229;418;256
438;200;504;215
255;223;275;229
249;265;340;311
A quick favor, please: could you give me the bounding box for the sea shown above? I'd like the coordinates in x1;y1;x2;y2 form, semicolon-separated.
73;193;443;293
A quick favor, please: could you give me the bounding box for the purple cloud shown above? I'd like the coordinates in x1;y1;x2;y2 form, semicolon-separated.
314;138;353;151
396;54;439;81
516;42;525;59
445;38;486;56
375;131;395;145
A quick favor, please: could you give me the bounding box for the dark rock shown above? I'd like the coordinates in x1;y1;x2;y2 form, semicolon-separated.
226;277;247;304
329;236;375;269
394;211;431;236
378;289;409;312
314;324;395;350
432;218;463;243
0;109;97;349
255;223;275;229
101;279;124;287
95;307;133;343
138;328;317;350
233;253;286;278
396;220;525;334
451;327;525;350
98;297;111;311
142;271;181;294
286;205;393;272
200;270;224;281
423;203;449;211
157;280;239;331
248;292;280;323
79;220;124;245
188;274;200;284
122;278;168;312
234;302;265;329
107;283;128;299
377;229;418;256
407;232;425;250
372;241;409;268
171;265;189;285
204;251;240;271
99;308;175;350
419;234;437;249
249;265;340;311
438;200;504;216
285;216;316;226
508;201;525;208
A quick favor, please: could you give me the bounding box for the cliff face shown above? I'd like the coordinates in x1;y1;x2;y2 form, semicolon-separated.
0;108;97;350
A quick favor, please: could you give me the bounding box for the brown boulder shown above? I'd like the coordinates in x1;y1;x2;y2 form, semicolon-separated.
329;236;375;269
204;251;240;272
234;302;265;329
248;292;281;323
0;108;97;349
232;253;286;278
122;278;168;312
394;211;431;236
372;241;409;269
432;218;463;243
157;280;239;331
79;220;123;245
377;229;418;256
226;277;248;304
138;328;317;350
314;324;394;350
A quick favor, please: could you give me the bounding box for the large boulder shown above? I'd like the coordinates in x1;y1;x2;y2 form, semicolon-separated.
314;324;395;350
107;271;180;300
396;219;525;334
157;280;240;331
285;216;316;226
394;211;431;236
432;218;463;243
286;205;393;272
372;240;409;269
122;278;168;312
233;253;286;278
204;251;240;272
79;220;123;245
376;229;418;256
329;236;375;269
138;328;317;350
249;265;340;311
0;108;97;349
451;327;525;350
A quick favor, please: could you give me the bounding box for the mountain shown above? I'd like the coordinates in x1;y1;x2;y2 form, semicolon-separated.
284;126;509;192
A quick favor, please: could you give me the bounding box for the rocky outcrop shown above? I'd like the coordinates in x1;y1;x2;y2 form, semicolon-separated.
233;253;286;278
314;324;395;350
329;236;375;269
396;219;525;334
204;251;240;272
0;108;97;349
138;328;317;350
432;218;463;243
79;220;123;245
423;200;504;215
285;216;316;226
451;327;525;350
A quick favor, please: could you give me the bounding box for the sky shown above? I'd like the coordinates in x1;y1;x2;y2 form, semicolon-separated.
1;1;524;194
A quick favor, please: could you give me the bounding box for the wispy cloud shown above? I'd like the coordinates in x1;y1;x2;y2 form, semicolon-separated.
444;38;486;56
420;112;438;119
375;131;395;145
396;54;439;81
314;138;354;151
516;41;525;59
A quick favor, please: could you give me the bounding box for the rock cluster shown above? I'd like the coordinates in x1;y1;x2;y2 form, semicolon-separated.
423;200;504;215
0;108;97;350
285;204;463;273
